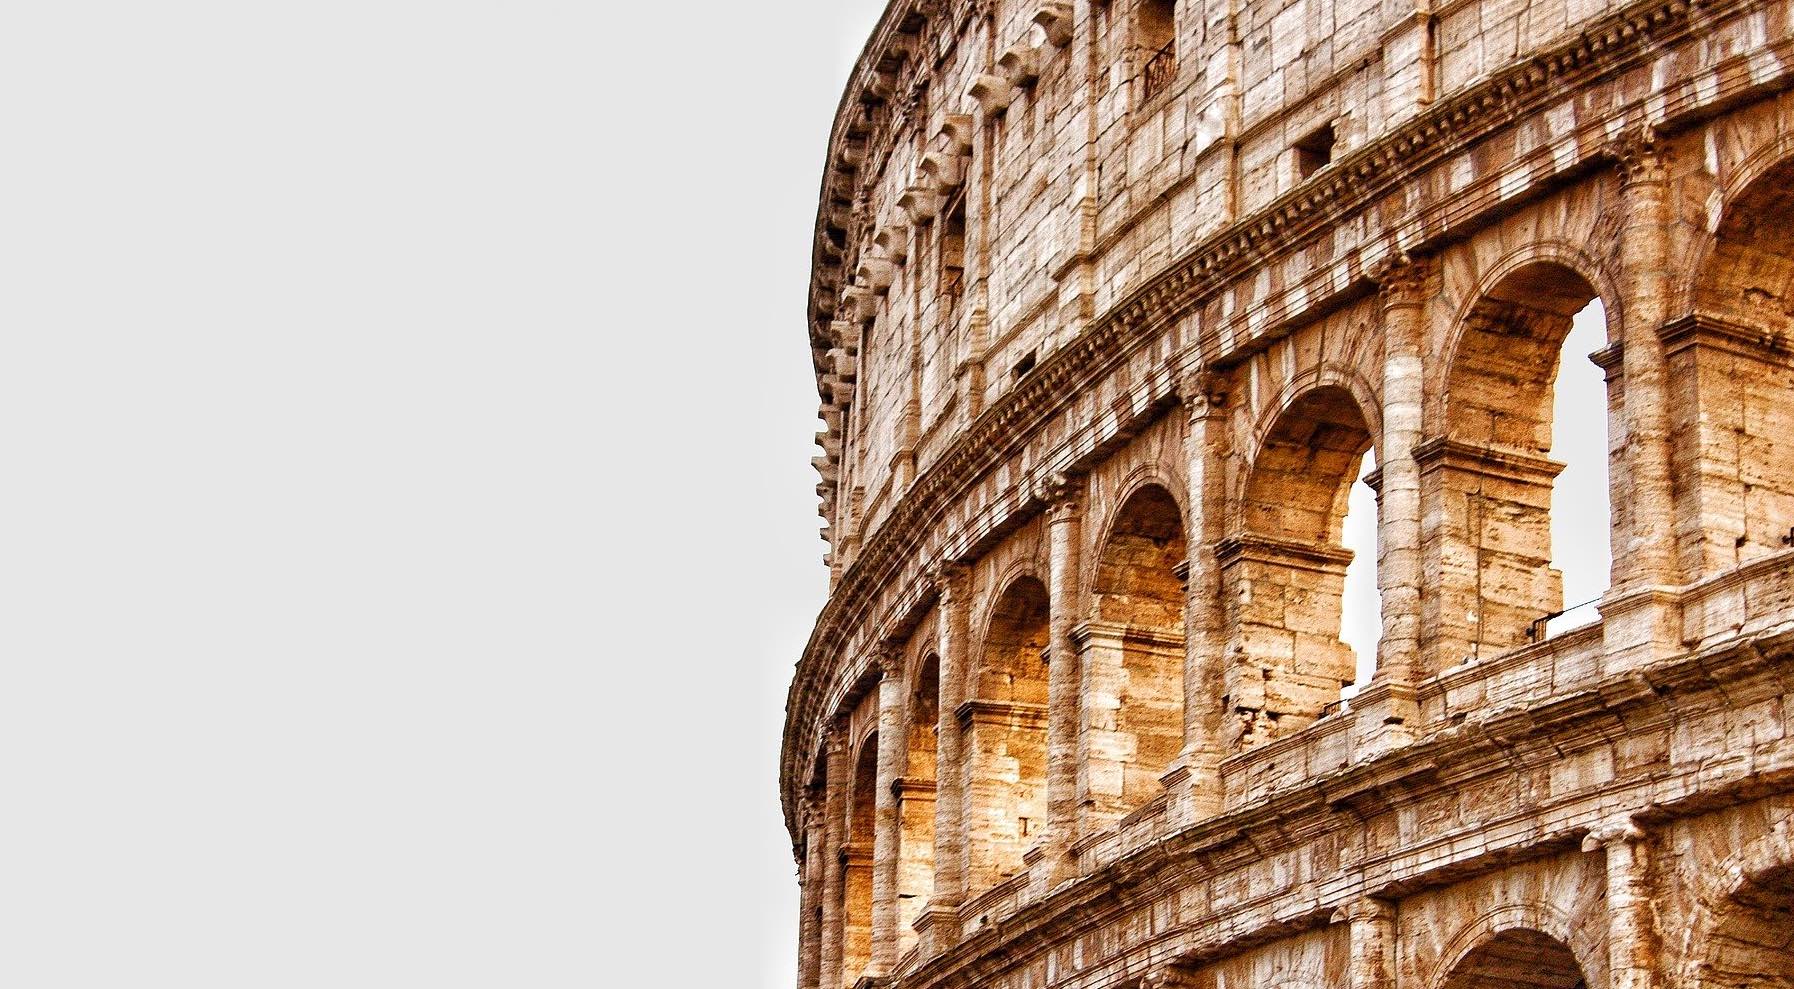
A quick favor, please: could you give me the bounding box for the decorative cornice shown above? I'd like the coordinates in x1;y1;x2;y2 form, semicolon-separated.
1216;533;1356;571
786;0;1766;837
1413;437;1565;484
1659;312;1792;360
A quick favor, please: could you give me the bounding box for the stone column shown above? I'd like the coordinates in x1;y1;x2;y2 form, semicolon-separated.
817;721;851;989
797;800;825;989
868;651;907;976
1033;472;1083;888
1605;131;1683;670
1169;370;1228;822
1584;820;1660;989
1355;255;1430;750
1372;254;1430;689
1338;897;1397;989
915;564;969;958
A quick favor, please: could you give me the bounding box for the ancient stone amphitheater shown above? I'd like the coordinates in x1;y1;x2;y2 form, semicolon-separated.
780;0;1794;987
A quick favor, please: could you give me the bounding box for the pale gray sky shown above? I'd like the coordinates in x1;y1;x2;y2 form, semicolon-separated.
2;2;883;986
0;4;1612;987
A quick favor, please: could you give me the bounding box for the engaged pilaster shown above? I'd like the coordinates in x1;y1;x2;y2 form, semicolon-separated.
915;563;970;959
1031;472;1084;890
1337;897;1397;989
868;650;907;976
1584;819;1660;989
818;721;852;989
1606;130;1684;670
1168;369;1229;822
1356;254;1432;751
798;798;825;989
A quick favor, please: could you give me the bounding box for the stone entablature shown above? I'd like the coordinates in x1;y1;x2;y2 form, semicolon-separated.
787;0;1794;987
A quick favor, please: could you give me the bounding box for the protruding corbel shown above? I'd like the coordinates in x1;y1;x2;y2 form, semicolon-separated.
897;185;947;223
965;74;1013;114
1032;1;1074;46
920;149;968;189
997;44;1041;86
842;282;878;322
938;113;976;155
856;256;896;295
874;224;911;264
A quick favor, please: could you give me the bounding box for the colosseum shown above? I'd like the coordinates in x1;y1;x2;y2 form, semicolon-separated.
780;0;1794;986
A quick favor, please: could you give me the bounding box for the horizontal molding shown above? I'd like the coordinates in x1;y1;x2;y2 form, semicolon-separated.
782;0;1781;838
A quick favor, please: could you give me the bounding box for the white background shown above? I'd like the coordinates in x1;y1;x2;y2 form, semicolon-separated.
0;3;1611;986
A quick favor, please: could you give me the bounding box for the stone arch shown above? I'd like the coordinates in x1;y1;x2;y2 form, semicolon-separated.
1668;148;1794;576
1687;131;1794;320
1224;383;1376;750
1241;362;1384;489
965;575;1050;891
842;732;880;986
1080;481;1187;824
1429;903;1602;989
1428;257;1610;671
1680;816;1794;989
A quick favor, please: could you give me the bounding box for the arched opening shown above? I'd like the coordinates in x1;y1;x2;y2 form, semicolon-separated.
1083;484;1186;823
1698;861;1794;988
1431;262;1610;669
841;736;878;987
1549;299;1613;634
896;656;939;957
966;576;1050;891
1226;386;1375;749
1677;156;1794;577
1340;451;1380;693
1440;928;1588;989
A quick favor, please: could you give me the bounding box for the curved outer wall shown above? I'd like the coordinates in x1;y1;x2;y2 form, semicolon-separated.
786;1;1794;988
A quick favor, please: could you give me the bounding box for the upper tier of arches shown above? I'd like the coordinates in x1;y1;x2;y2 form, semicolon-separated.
790;1;1794;987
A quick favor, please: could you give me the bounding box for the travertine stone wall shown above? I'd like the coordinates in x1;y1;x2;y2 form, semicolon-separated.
788;0;1794;987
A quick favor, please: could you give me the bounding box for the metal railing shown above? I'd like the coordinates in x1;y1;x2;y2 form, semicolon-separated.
1524;595;1604;643
1141;40;1176;102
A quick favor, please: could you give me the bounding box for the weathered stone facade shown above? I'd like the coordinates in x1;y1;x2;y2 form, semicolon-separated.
783;0;1794;987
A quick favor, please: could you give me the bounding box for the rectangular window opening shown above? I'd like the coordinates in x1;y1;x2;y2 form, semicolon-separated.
1138;0;1177;102
939;193;966;310
1296;123;1336;180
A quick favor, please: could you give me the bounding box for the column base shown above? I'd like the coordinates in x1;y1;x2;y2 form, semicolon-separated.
1022;837;1078;900
1347;680;1421;759
1600;584;1684;674
910;902;959;961
1160;756;1223;826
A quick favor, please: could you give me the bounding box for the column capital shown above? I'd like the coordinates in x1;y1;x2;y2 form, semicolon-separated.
1369;251;1435;308
1176;366;1231;415
825;716;854;754
801;796;829;837
928;561;972;602
1141;964;1198;989
870;641;906;680
1034;471;1084;521
1582;815;1649;851
1333;894;1396;924
1610;127;1668;188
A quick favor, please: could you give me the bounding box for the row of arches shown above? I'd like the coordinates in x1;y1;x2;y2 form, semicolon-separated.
823;263;1624;985
805;142;1794;989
